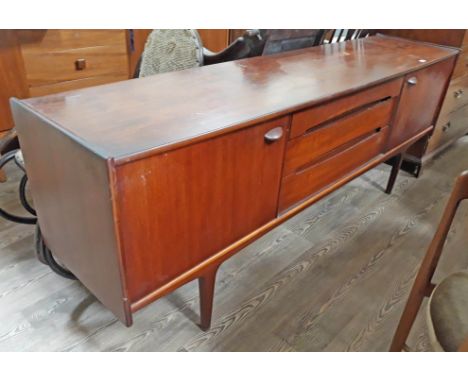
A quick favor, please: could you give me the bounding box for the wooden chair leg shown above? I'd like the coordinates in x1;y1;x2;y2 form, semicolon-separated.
386;153;404;194
389;264;434;351
390;170;468;351
198;265;219;331
0;168;6;183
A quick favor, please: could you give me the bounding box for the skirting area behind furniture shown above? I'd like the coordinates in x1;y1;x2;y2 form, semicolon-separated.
0;137;467;351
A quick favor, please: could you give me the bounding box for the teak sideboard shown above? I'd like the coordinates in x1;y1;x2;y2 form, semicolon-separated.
11;35;458;328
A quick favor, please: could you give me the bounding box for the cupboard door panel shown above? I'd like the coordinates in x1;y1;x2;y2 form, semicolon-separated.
116;117;289;302
387;58;456;149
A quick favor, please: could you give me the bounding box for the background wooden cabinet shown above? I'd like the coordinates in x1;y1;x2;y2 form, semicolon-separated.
0;31;29;134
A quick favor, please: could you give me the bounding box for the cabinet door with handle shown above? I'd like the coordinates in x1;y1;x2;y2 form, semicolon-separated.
115;116;289;302
386;57;456;149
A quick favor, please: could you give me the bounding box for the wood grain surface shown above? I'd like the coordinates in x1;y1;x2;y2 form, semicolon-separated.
21;35;458;160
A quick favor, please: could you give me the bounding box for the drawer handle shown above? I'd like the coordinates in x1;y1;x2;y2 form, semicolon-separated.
264;127;284;143
442;122;451;132
75;58;86;71
454;89;463;99
407;77;418;86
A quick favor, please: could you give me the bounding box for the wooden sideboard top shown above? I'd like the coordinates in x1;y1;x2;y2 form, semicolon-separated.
14;35;458;162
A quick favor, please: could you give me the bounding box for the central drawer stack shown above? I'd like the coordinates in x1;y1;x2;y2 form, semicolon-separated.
279;78;403;212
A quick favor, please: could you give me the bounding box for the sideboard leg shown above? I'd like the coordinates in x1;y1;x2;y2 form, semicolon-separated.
386;153;404;194
198;265;219;331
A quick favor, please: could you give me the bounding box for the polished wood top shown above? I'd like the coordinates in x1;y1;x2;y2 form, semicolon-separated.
15;35;458;161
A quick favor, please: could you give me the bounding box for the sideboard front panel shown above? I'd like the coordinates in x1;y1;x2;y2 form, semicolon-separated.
116;117;289;302
387;57;456;149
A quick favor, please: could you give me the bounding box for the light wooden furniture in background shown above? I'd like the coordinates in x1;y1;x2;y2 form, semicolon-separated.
12;36;457;328
383;30;468;175
0;29;231;133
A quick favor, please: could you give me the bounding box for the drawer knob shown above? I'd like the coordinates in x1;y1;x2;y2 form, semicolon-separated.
407;77;418;86
442;122;451;132
264;127;284;143
75;58;86;71
454;89;463;99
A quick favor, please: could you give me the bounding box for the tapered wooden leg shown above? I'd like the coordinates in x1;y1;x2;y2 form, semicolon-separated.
198;265;219;331
0;168;6;183
386;153;404;194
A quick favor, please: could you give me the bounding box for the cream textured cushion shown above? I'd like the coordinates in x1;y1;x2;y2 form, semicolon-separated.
139;29;203;78
427;271;468;351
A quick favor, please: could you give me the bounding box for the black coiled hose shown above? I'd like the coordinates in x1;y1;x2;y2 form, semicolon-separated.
1;149;76;279
0;150;37;224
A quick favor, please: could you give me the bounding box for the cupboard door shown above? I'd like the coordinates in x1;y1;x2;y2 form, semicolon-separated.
386;58;456;149
115;117;288;302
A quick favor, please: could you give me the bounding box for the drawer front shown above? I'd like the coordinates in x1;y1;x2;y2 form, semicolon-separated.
387;58;456;149
28;74;129;97
284;98;394;176
426;113;450;153
18;29;126;52
279;127;386;212
23;45;129;87
428;105;468;152
439;75;468;115
290;78;402;139
452;51;468;79
20;30;128;87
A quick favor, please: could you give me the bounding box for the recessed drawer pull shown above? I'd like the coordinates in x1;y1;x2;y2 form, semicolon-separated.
264;127;284;143
407;77;418;86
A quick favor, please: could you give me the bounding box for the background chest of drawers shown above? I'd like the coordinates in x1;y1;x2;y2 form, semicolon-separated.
11;35;458;328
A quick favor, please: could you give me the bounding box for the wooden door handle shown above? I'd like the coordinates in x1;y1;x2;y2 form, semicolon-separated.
264;127;284;143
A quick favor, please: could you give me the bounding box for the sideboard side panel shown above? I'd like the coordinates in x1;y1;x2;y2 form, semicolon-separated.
115;117;289;302
11;100;130;325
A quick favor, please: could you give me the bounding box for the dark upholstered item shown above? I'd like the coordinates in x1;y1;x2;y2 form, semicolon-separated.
427;271;468;351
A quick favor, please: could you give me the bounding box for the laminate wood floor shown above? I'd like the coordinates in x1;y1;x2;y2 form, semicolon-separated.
1;138;468;351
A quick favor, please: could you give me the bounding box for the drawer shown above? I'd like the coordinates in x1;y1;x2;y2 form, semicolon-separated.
22;45;129;87
452;51;468;79
428;105;468;153
283;98;394;176
426;113;450;153
18;30;126;52
290;78;402;139
439;75;468;115
28;74;129;97
279;127;386;212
